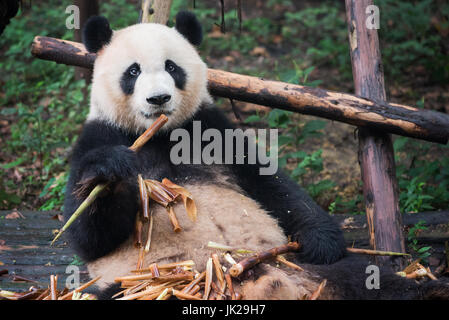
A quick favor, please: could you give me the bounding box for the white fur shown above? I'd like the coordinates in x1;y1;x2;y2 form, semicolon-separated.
88;23;212;132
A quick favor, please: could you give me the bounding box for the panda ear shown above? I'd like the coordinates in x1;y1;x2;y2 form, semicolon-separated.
82;16;113;53
175;11;203;46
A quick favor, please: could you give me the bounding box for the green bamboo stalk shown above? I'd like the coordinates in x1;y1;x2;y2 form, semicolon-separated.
50;114;168;246
51;183;107;245
347;247;410;256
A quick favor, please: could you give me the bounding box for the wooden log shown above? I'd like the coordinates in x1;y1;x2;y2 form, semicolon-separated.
345;0;405;269
30;36;449;144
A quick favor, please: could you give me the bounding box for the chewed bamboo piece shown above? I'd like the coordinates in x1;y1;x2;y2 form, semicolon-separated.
309;279;327;300
229;242;301;277
50;275;58;300
203;258;213;300
162;178;197;221
396;260;437;280
51;114;169;245
166;205;182;232
138;174;150;221
276;255;304;272
0;274;99;300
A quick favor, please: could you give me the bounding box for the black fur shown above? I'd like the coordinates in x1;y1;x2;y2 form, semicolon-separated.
175;11;203;46
310;255;449;300
82;16;113;53
64;105;345;264
120;63;141;95
166;59;187;90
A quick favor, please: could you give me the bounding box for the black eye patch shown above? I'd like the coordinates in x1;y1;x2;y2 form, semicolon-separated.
165;59;187;90
120;63;141;95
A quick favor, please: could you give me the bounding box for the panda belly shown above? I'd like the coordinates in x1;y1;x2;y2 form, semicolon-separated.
87;183;287;289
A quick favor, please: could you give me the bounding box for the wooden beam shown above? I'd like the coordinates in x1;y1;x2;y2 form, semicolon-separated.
345;0;405;269
30;36;449;144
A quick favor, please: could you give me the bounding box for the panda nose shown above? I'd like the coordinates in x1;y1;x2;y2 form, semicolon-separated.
146;94;171;105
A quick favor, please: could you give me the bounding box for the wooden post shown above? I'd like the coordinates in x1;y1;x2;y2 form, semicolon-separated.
345;0;405;269
140;0;173;24
74;0;98;84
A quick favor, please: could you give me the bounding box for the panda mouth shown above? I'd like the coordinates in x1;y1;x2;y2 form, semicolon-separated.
140;110;172;119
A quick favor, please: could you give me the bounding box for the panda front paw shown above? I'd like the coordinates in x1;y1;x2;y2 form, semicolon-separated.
76;145;139;196
292;227;346;265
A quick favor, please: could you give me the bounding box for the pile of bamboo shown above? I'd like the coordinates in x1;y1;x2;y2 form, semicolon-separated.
396;260;437;280
0;275;100;300
115;241;304;300
113;257;240;300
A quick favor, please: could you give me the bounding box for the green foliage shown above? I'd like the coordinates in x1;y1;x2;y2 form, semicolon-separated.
69;254;85;266
407;220;432;262
0;0;141;210
378;0;449;83
245;62;334;201
394;136;449;213
328;194;365;216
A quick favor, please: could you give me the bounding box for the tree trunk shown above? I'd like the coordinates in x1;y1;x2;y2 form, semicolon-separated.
345;0;405;269
73;0;98;84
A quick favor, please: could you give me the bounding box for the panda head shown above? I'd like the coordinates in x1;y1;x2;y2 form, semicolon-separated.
83;11;212;132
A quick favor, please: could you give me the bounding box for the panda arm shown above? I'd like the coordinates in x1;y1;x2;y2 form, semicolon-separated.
234;164;346;265
63;121;139;262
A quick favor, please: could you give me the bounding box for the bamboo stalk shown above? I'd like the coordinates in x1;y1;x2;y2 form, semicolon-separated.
136;247;146;270
51;184;106;245
35;288;50;300
115;272;194;283
229;242;301;277
225;273;236;300
181;271;206;294
134;218;143;248
58;276;101;300
138;174;150;221
187;285;201;296
347;247;410;256
203;258;213;300
275;255;304;272
165;205;182;233
50;275;57;300
212;253;225;289
144;213;154;252
155;288;169;300
207;241;254;254
172;289;202;300
131;260;195;273
128;115;169;152
50;114;168;245
149;263;160;278
309;279;327;300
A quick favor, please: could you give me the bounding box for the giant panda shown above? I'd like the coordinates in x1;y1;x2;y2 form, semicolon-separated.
63;11;449;300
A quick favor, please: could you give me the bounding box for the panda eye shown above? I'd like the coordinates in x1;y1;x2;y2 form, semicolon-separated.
129;67;140;77
165;61;176;73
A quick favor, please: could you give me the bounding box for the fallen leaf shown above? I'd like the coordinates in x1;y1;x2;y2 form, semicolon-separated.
5;210;25;219
0;240;12;251
250;46;269;57
51;214;64;222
